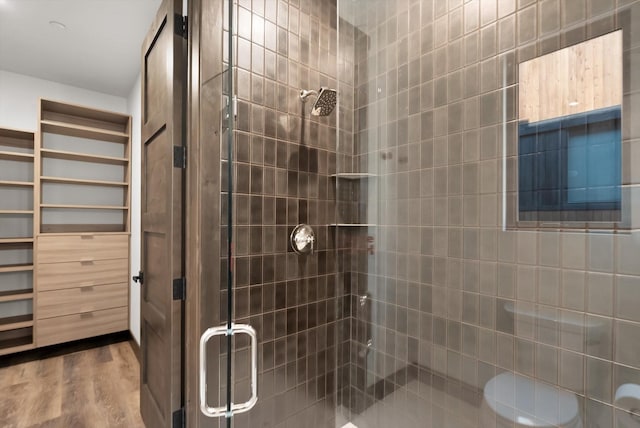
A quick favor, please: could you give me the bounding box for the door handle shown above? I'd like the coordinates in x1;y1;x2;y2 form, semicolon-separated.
199;323;258;418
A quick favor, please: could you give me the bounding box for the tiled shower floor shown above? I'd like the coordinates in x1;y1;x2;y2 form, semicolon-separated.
338;377;484;428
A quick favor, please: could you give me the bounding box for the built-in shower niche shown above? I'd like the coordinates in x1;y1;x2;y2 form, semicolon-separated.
512;30;628;229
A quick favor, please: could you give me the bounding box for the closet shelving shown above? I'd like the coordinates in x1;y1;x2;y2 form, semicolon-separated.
0;127;36;356
38;99;130;234
35;99;130;348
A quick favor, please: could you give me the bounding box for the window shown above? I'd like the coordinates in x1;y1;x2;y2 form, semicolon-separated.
515;30;623;224
518;107;621;221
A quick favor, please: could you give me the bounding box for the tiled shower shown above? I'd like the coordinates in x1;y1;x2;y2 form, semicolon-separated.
211;0;640;427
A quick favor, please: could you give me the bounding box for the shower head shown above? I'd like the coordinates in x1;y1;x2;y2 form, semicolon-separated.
299;87;337;116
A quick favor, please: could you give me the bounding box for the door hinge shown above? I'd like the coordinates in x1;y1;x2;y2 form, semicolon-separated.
175;14;188;39
173;145;186;168
132;270;144;285
172;407;185;428
173;277;186;301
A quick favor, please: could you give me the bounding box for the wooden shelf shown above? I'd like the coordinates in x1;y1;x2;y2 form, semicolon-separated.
0;128;35;148
0;210;33;215
0;314;33;332
39;231;130;236
41;204;128;210
0;289;34;303
41;148;128;166
330;173;378;179
41;120;129;144
0;181;33;187
41;99;130;128
0;238;33;244
0;264;33;274
40;176;128;187
0;151;34;163
0;336;34;355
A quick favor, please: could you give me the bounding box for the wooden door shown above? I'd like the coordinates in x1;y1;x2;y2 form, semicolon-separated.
139;0;186;426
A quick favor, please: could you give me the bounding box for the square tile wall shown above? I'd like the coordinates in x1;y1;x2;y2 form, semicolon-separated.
338;0;640;427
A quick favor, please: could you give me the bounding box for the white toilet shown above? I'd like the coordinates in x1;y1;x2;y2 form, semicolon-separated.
481;372;582;428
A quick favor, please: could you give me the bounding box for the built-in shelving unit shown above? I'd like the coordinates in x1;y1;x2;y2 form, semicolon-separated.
1;100;132;356
35;99;131;348
0;127;36;356
38;99;131;234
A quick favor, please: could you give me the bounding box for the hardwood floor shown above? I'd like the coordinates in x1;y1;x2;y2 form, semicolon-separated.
0;337;144;428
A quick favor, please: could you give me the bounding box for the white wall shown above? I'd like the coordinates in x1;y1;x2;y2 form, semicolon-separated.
127;74;142;344
0;70;128;130
0;69;141;344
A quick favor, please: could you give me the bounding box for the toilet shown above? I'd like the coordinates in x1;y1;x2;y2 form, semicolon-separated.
481;372;582;428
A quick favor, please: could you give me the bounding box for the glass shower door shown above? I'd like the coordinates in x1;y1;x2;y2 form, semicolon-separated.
198;0;259;426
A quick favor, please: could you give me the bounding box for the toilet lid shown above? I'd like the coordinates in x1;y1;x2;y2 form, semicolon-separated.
484;372;579;427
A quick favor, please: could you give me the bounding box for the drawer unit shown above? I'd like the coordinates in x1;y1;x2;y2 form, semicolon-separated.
36;306;128;347
37;234;128;263
38;283;127;319
37;258;128;291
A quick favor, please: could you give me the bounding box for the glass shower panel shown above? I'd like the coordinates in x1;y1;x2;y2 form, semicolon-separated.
336;1;640;428
199;0;343;427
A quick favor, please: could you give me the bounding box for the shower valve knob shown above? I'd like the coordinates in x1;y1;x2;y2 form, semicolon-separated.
290;224;315;255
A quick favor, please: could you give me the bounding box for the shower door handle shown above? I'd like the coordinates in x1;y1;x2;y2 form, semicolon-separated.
199;323;258;418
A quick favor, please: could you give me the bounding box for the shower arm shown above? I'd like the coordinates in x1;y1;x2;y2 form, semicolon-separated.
300;89;319;102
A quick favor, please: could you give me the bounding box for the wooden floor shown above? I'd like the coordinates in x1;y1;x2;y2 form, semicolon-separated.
0;338;144;428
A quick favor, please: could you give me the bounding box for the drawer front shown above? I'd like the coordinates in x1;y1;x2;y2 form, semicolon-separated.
36;307;127;347
37;258;128;291
38;283;128;319
38;234;128;263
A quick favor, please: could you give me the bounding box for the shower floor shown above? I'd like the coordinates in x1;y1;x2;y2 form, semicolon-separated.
340;376;483;428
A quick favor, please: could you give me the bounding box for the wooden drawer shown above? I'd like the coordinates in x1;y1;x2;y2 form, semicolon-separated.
38;283;127;319
36;306;127;347
37;258;128;291
37;234;128;263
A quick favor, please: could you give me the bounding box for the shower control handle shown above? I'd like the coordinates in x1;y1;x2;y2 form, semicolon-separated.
290;224;315;255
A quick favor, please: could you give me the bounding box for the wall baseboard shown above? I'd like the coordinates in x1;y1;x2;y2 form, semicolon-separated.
128;334;140;363
0;330;132;368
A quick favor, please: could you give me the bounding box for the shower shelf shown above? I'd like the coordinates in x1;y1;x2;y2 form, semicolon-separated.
329;223;376;227
330;173;377;179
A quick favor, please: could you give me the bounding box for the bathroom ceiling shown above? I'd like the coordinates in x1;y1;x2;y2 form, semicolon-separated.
0;0;162;97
